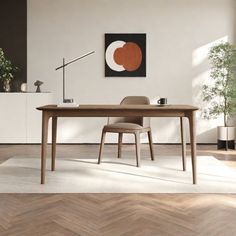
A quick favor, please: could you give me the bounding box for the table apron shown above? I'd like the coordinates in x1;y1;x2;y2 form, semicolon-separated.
49;110;187;117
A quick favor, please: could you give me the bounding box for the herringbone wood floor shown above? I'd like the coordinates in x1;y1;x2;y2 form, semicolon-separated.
0;144;236;236
1;194;236;236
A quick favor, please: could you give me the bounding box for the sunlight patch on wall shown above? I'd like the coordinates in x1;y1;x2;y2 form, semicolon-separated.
192;70;210;105
192;36;228;67
192;37;229;140
57;119;82;142
192;66;224;138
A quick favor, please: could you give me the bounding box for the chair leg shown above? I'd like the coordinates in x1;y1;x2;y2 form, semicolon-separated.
180;117;186;171
147;130;154;161
134;132;141;167
118;133;123;158
98;131;106;164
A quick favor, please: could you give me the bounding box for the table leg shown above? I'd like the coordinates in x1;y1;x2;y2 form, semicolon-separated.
51;116;57;171
118;133;123;159
41;111;50;184
134;132;141;167
180;117;186;171
147;130;155;161
187;111;197;184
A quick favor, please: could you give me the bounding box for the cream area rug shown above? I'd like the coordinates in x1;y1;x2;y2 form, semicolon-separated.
0;155;236;193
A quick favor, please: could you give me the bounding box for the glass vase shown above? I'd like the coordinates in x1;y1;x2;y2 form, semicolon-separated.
3;80;11;92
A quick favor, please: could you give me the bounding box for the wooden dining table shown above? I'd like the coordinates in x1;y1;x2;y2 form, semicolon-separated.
37;104;198;184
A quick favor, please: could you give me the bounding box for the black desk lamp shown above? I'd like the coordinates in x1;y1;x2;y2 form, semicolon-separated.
55;51;95;104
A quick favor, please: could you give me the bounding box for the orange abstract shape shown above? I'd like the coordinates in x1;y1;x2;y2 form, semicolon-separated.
114;42;142;71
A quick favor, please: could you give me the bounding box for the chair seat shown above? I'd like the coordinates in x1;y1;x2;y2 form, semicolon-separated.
98;96;154;167
103;122;150;133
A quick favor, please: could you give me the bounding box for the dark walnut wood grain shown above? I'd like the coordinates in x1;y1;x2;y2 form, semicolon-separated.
37;104;198;117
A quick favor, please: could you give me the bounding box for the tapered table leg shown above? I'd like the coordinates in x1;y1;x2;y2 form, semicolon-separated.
147;130;154;161
135;132;141;167
41;111;50;184
51;116;57;171
180;117;186;171
118;133;123;158
98;131;106;164
187;111;197;184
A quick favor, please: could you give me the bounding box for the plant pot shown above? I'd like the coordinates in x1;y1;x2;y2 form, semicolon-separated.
217;126;235;150
3;80;11;92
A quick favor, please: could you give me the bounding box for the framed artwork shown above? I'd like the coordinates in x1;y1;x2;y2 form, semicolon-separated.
105;33;146;77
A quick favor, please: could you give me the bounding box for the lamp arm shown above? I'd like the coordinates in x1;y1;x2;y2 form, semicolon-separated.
55;51;95;70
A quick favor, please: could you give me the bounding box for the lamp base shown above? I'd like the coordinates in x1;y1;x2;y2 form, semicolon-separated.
57;102;79;107
63;98;74;103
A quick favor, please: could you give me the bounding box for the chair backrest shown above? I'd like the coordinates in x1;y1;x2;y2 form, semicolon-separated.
108;96;150;127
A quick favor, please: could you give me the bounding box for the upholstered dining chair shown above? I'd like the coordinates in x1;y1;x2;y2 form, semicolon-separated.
98;96;154;167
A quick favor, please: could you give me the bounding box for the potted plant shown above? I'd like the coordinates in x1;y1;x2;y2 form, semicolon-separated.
202;42;236;150
0;48;18;92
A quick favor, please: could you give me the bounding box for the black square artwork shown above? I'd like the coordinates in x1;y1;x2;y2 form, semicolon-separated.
105;33;146;77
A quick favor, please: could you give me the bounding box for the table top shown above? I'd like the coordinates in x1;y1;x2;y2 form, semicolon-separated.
37;104;198;111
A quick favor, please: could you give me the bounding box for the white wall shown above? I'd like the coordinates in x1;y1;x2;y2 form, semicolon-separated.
28;0;236;143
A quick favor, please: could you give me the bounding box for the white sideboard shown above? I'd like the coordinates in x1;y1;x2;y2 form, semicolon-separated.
0;93;52;143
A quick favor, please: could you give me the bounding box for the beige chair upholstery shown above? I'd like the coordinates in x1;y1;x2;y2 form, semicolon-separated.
98;96;154;167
